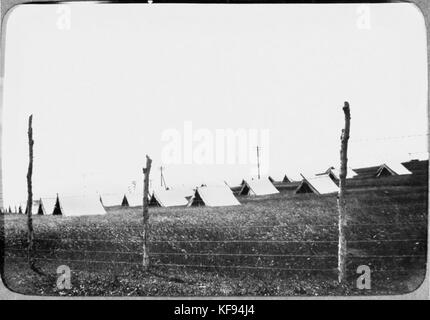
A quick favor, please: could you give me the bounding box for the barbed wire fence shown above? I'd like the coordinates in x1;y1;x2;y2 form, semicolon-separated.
0;132;428;287
2;215;427;281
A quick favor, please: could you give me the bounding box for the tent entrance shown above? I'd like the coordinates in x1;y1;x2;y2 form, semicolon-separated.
282;176;291;183
295;181;315;194
189;191;205;206
149;194;161;207
53;198;62;215
121;195;129;207
377;167;394;177
37;204;44;215
239;184;250;196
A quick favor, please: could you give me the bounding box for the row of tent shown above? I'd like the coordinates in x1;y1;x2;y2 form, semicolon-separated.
268;161;412;184
1;161;415;215
3;195;107;217
101;161;413;208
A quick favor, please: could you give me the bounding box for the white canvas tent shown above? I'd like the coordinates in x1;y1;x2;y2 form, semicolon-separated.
295;174;339;195
282;175;292;183
54;195;107;217
100;194;128;207
188;185;241;207
149;189;190;207
376;162;412;177
239;178;279;196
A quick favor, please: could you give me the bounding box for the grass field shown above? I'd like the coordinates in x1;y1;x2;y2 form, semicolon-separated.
1;175;428;297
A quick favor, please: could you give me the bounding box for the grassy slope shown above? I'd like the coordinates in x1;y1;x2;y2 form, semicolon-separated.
1;175;428;296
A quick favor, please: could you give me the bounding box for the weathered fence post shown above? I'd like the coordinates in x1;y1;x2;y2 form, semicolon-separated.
26;115;35;267
142;155;152;270
338;102;351;283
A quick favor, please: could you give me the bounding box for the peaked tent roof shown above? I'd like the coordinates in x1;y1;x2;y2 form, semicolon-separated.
376;162;412;176
295;174;339;195
55;195;107;217
282;175;293;183
149;189;190;207
282;173;301;183
239;178;279;196
188;185;241;207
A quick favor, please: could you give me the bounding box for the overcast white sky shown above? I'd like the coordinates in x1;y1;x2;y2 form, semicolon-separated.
1;3;428;204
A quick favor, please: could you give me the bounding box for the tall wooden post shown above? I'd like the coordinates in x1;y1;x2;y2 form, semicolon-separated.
338;102;351;283
26;115;34;267
142;155;152;270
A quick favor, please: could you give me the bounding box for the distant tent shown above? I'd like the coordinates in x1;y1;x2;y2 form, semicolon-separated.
100;194;128;207
39;197;57;215
187;185;241;207
54;195;107;217
3;203;16;214
239;178;279;196
121;195;129;206
3;203;18;214
149;189;190;207
295;174;339;195
1;202;10;213
20;200;44;215
268;176;276;183
316;166;357;182
376;162;412;177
